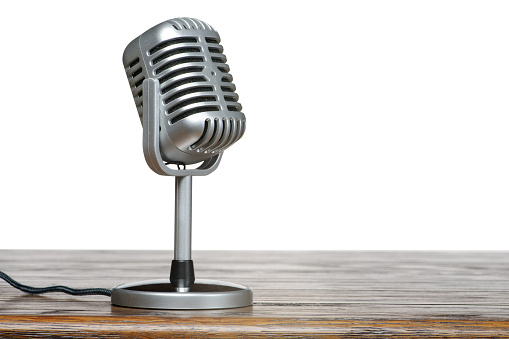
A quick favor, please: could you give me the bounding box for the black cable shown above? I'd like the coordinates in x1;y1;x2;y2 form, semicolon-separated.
0;271;111;297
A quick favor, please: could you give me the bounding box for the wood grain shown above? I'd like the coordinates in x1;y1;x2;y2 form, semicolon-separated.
1;250;508;338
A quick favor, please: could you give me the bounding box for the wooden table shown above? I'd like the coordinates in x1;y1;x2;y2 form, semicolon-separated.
0;250;508;338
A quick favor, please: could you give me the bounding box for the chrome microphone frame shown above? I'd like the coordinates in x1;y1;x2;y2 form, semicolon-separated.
111;79;252;310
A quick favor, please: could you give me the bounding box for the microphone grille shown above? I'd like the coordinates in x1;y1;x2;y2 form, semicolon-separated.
123;18;246;163
123;18;242;120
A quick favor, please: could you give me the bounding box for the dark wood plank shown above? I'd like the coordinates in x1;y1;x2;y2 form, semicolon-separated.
1;250;508;337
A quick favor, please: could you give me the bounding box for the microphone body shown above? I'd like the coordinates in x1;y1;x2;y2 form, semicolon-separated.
123;17;246;165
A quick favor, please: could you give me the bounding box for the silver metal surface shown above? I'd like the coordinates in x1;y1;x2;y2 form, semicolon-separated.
175;176;192;260
124;17;246;166
111;279;253;310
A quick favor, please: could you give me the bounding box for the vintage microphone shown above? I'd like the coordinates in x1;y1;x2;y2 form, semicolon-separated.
111;17;252;309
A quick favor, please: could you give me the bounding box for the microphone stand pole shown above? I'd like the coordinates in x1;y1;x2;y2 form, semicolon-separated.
171;175;195;292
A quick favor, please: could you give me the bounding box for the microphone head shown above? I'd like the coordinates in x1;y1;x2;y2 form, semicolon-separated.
123;18;246;165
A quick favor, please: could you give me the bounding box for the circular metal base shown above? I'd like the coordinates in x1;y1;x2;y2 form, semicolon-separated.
111;279;253;310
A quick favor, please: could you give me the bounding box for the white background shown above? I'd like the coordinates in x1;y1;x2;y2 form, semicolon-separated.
0;1;507;250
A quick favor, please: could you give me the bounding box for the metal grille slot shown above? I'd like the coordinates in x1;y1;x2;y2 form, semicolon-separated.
131;68;142;78
167;96;217;114
170;106;220;124
161;76;207;95
128;58;140;68
164;86;214;104
216;65;229;73
208;47;223;54
221;85;235;92
134;78;145;88
205;37;219;43
149;37;198;55
221;75;233;83
155;57;204;75
152;47;202;65
224;95;238;102
211;56;226;63
159;66;204;85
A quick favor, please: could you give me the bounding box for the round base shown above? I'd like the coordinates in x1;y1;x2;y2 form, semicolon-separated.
111;279;253;310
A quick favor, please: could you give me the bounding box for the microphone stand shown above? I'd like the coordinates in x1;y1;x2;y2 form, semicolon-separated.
110;79;252;309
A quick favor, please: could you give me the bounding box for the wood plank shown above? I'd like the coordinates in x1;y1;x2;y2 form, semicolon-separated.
1;250;508;337
0;315;508;338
